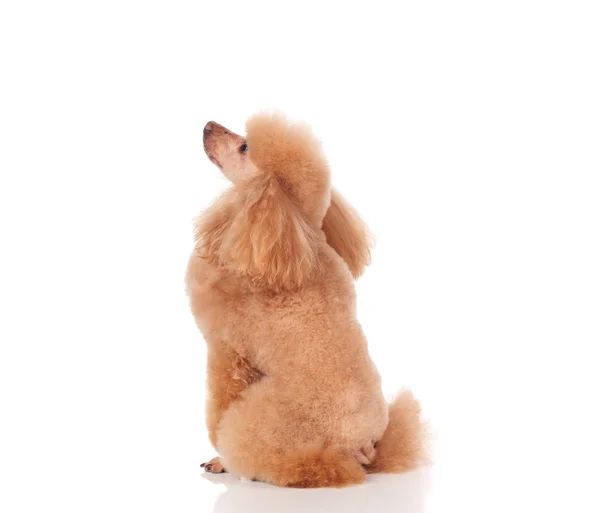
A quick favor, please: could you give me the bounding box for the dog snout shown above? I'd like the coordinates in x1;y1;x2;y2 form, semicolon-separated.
204;121;230;137
204;121;216;136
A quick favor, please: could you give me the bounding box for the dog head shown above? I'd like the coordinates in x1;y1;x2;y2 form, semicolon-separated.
203;121;259;184
198;113;371;289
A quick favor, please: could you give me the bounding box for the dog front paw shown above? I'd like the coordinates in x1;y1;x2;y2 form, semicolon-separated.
201;456;227;474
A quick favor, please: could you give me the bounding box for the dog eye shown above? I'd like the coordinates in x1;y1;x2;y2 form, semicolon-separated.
240;143;248;153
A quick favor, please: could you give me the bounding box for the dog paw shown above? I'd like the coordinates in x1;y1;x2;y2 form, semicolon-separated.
201;456;227;474
355;441;377;466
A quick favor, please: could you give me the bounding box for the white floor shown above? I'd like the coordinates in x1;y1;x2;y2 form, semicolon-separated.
201;469;431;513
194;432;597;513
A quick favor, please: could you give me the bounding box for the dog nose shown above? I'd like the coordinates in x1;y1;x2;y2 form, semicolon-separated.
204;121;215;135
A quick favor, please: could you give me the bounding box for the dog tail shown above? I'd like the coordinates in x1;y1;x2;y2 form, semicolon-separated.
366;389;429;474
263;447;365;488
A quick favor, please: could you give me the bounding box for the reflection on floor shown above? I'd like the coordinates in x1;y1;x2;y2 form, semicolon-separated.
203;468;432;513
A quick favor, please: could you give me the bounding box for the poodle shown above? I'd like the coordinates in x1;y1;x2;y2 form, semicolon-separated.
185;113;426;488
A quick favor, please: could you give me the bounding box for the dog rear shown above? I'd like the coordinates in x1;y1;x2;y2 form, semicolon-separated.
265;390;427;488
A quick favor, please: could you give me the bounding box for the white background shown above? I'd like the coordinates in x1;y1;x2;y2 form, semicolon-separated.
1;1;599;512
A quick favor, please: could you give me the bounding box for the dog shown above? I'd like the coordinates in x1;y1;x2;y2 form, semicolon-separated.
185;113;426;487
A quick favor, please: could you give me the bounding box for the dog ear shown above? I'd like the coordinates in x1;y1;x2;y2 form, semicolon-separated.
221;175;320;289
322;189;372;278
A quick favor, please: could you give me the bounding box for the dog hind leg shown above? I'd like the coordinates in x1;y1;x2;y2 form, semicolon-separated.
216;379;365;488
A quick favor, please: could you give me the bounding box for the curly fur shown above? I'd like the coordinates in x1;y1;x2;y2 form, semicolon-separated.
322;189;372;278
196;174;320;290
186;112;427;487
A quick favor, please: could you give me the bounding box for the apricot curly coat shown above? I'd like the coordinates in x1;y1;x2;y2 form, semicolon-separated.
185;113;426;487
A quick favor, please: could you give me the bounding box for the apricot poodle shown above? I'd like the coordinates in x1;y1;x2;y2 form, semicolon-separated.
185;113;426;488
